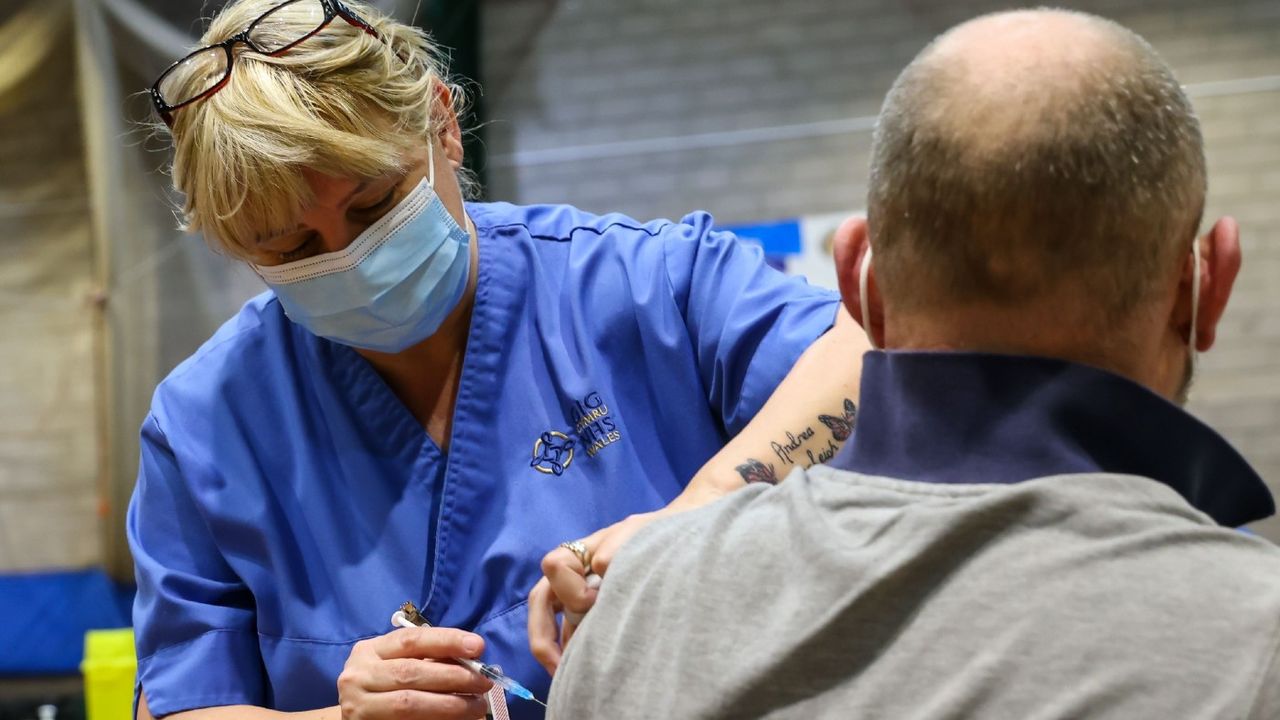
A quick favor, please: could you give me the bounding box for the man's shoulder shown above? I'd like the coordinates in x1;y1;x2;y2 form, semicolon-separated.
619;480;785;558
1019;472;1280;582
601;476;806;606
815;466;1280;579
611;466;1280;623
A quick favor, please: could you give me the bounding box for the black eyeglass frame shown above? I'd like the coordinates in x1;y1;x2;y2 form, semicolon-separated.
150;0;382;128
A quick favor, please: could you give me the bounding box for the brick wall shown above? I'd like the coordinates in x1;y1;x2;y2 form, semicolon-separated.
481;0;1280;538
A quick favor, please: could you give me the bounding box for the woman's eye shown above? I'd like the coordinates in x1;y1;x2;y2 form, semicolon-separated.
356;189;397;213
279;236;315;262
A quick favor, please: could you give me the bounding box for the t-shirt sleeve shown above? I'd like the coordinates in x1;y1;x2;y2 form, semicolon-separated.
128;413;266;717
547;512;700;718
1249;622;1280;719
662;212;839;435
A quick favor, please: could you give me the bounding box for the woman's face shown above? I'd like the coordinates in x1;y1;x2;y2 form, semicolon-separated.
250;134;468;266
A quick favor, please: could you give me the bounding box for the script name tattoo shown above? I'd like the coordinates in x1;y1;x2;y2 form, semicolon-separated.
735;398;859;485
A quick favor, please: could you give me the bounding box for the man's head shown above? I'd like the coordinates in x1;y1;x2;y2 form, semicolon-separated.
834;9;1241;403
160;0;471;263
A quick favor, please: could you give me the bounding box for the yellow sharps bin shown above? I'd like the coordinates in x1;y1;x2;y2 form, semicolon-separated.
80;628;136;720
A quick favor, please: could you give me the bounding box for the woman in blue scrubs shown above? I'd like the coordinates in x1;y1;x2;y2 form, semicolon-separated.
131;1;864;719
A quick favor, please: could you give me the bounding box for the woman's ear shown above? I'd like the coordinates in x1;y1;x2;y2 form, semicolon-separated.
433;80;464;168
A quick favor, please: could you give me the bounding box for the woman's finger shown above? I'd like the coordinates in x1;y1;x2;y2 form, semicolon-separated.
588;512;661;576
363;658;493;695
561;612;579;650
358;688;490;720
560;573;601;651
588;518;638;576
371;626;485;661
528;576;564;674
541;547;598;615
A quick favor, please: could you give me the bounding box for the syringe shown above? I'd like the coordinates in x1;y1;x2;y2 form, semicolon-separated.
391;601;546;707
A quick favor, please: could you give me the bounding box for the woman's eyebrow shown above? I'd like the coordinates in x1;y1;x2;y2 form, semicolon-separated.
337;179;371;208
257;224;303;245
255;179;381;245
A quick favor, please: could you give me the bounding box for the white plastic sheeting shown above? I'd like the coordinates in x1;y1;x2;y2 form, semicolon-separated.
0;0;415;577
0;0;100;572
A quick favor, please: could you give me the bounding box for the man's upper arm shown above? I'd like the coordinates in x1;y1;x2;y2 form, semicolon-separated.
1248;620;1280;719
549;510;710;717
662;212;839;435
129;412;266;718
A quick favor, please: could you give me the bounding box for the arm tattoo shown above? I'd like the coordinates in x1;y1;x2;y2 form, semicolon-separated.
736;458;779;485
739;398;859;484
818;398;858;442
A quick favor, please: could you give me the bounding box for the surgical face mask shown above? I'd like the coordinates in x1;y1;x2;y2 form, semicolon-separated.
253;143;472;353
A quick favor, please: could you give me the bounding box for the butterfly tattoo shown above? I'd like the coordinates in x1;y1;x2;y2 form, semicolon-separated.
735;458;779;485
819;398;858;441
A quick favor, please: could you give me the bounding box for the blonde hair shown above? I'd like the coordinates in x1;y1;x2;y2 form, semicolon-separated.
165;0;469;258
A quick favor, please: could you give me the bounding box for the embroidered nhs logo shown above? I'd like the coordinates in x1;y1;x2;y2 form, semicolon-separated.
531;392;622;476
569;391;622;458
530;431;575;475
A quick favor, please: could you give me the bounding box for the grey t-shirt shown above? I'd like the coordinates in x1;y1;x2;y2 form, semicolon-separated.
549;468;1280;719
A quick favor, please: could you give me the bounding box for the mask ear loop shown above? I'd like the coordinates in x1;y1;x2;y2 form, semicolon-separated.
426;139;436;188
859;247;878;350
426;138;475;237
1189;240;1201;374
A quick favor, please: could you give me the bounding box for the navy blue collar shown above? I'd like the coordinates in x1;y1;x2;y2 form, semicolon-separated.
828;352;1274;528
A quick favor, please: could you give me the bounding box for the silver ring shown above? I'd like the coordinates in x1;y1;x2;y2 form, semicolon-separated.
559;540;591;571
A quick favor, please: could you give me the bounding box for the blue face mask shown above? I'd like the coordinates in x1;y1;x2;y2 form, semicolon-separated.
253;144;472;353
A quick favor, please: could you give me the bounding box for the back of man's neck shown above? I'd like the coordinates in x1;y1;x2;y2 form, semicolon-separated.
885;310;1154;393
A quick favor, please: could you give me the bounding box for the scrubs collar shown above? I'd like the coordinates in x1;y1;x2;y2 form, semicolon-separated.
828;351;1273;528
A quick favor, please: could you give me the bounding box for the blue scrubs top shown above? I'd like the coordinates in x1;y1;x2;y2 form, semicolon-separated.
128;202;839;719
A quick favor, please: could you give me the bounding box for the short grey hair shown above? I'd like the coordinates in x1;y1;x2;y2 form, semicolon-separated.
868;10;1206;321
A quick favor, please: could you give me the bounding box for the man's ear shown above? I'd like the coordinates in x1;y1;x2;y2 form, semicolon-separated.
433;80;464;168
833;215;883;345
1186;216;1242;351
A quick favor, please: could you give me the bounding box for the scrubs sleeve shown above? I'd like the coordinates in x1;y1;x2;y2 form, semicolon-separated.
663;212;840;436
128;413;266;717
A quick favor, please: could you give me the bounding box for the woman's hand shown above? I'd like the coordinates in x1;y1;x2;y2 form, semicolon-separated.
526;511;651;674
337;626;494;719
527;483;728;674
